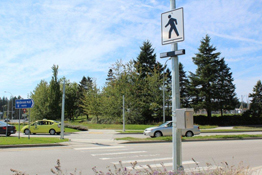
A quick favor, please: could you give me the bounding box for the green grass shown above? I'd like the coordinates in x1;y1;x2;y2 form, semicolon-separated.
201;129;262;133
0;137;69;145
115;134;262;142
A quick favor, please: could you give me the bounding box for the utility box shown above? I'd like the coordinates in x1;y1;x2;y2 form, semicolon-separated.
176;108;194;129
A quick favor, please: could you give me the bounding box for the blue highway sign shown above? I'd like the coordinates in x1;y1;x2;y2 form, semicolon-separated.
15;99;34;109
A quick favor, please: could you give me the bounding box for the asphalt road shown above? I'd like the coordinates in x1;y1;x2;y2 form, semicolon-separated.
1;130;262;175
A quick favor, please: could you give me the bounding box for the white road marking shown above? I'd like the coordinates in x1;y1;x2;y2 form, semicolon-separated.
112;157;172;164
100;154;160;160
74;146;125;150
91;151;146;156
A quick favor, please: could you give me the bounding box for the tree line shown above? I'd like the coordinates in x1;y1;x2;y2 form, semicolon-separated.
3;35;261;124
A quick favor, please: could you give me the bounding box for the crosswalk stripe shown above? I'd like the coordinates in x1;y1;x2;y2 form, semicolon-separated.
74;146;125;150
112;158;172;164
91;151;146;156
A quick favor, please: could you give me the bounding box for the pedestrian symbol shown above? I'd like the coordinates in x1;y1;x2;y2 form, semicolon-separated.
161;8;184;45
165;15;179;38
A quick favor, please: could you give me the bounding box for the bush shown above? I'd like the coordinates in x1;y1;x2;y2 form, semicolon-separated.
11;159;256;175
194;114;262;126
64;123;88;131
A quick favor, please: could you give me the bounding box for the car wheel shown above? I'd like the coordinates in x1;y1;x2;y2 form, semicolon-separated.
49;129;56;135
6;132;11;136
24;129;31;135
185;131;194;137
154;131;162;137
56;132;61;135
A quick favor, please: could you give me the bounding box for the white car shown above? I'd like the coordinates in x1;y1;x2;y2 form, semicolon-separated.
143;121;200;137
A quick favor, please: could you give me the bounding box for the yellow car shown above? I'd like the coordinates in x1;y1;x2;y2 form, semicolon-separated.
21;119;61;135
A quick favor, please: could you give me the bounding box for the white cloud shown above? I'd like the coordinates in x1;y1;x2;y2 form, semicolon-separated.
0;0;261;99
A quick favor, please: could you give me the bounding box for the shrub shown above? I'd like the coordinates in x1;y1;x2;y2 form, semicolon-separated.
11;159;256;175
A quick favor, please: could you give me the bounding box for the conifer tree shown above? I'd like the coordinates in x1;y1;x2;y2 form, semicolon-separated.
215;58;238;116
179;63;190;108
48;65;61;120
188;35;237;117
249;80;262;117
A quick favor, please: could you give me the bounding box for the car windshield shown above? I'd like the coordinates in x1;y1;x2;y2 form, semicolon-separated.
0;121;8;126
159;121;171;127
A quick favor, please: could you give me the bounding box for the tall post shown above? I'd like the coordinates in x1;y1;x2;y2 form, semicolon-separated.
6;98;9;136
60;79;65;139
123;95;125;132
11;96;13;120
170;0;182;171
28;109;30;139
18;109;21;139
163;75;165;123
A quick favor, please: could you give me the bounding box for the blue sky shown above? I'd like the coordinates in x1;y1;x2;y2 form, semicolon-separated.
0;0;261;103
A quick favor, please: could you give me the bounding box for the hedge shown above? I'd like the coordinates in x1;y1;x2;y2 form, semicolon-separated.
194;114;262;126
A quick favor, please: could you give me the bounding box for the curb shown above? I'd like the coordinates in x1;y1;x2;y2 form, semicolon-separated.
119;137;262;144
0;143;68;149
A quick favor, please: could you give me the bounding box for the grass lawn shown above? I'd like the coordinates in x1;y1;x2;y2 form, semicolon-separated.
0;137;69;145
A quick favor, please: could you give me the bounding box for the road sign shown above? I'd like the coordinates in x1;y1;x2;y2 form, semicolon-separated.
160;49;185;58
15;99;34;109
161;8;184;45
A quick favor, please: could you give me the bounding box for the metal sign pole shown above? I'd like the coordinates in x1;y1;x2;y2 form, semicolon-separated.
18;109;21;139
170;0;182;172
28;108;30;139
123;95;125;132
60;79;65;139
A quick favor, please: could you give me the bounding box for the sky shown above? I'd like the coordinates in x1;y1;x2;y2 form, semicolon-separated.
0;0;261;103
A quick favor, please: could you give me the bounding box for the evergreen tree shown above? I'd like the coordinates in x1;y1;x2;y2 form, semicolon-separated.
133;41;164;123
106;69;115;83
81;81;101;123
249;80;262;117
48;65;61;120
188;35;237;117
134;40;158;78
77;76;93;118
215;58;238;115
179;63;190;108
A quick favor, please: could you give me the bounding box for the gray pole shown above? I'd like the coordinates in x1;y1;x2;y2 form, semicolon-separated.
60;79;65;139
28;108;30;139
170;0;182;171
18;109;21;139
11;96;13;120
6;98;9;136
163;58;171;123
123;95;125;132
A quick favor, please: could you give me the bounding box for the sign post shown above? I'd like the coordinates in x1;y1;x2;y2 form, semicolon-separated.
161;0;184;172
15;99;34;139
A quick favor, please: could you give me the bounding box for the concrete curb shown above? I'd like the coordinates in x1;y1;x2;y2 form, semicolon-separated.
119;137;262;144
0;143;68;149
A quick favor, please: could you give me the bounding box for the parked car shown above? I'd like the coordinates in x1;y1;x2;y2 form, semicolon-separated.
0;121;16;136
21;119;61;135
143;121;200;137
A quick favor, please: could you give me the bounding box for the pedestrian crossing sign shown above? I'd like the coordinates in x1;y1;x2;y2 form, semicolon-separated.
161;8;184;45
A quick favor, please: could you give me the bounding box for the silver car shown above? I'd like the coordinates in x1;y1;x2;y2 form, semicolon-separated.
143;121;200;137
